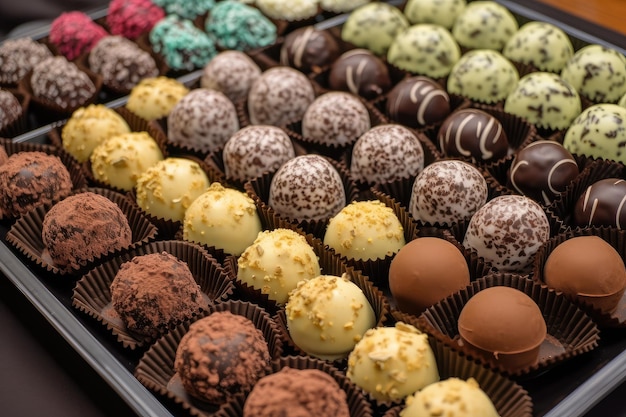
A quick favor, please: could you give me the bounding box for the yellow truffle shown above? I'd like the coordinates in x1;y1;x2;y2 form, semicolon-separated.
126;76;189;121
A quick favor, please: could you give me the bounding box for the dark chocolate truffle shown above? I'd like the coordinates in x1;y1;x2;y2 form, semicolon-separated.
0;89;22;131
328;49;392;100
574;178;626;229
438;108;509;162
0;37;52;85
280;26;341;73
508;140;579;205
385;76;451;128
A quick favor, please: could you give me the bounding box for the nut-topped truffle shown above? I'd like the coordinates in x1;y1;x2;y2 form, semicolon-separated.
126;76;189;121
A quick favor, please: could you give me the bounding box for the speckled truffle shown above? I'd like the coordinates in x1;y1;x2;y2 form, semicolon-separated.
0;89;22;131
200;51;261;103
385;76;451;128
328;49;392;100
167;88;239;154
126;76;189;121
350;124;425;185
403;0;467;29
409;160;488;225
451;1;518;50
106;0;165;40
152;0;215;19
49;11;108;60
205;1;277;51
247;66;315;126
463;195;550;272
255;0;319;21
320;0;371;13
573;178;626;229
269;154;346;222
280;26;341;73
0;37;52;85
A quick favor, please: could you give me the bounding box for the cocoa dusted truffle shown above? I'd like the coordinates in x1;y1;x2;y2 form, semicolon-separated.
280;26;341;73
0;145;8;165
328;49;392;100
386;76;451;128
573;178;626;229
200;51;261;103
174;311;270;404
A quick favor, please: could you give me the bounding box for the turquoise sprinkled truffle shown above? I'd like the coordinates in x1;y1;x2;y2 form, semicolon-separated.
152;0;215;20
149;15;217;71
205;1;277;51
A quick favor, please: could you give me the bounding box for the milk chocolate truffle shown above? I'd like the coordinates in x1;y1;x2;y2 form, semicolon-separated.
269;155;346;222
458;286;547;370
573;178;626;229
403;0;467;29
222;125;295;182
0;37;52;85
301;92;371;147
41;192;132;272
110;252;205;337
350;124;425;185
389;237;470;315
409;160;488;225
451;1;518;51
386;76;451;128
200;51;261;103
544;236;626;314
438;108;509;162
0;89;23;131
324;200;406;261
508;140;579;205
347;322;439;402
126;76;189;121
244;367;350;417
174;311;271;404
280;26;341;73
286;274;376;360
463;195;550;272
0;152;73;218
328;49;392;100
247;66;315;126
0;146;8;165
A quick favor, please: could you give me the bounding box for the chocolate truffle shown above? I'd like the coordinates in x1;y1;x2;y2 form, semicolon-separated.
126;76;189;121
237;228;321;305
463;195;550;272
409;160;488;225
286;274;376;360
347;322;439;402
0;37;52;85
41;192;132;272
174;311;270;404
244;367;350;417
247;66;315;126
0;89;23;131
205;1;277;51
508;140;579;205
301;92;371;147
438;108;509;162
269;154;346;222
573;178;626;229
389;237;470;315
49;11;108;60
0;146;8;165
328;49;392;100
222;125;295;182
350;124;425;185
255;0;319;21
167;88;239;154
403;0;467;29
451;1;518;51
458;286;547;370
324;200;406;261
110;252;205;337
106;0;165;40
0;152;73;218
280;26;341;73
200;51;261;103
543;235;626;314
385;76;451;128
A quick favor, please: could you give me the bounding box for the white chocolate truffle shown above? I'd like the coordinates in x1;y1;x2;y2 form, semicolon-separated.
387;24;461;78
401;378;499;417
619;93;626;108
183;182;262;256
320;0;371;13
237;228;321;304
561;44;626;103
451;1;518;50
90;131;164;191
347;322;440;402
255;0;319;21
126;76;189;121
61;105;131;163
135;157;210;222
200;50;261;103
504;72;581;130
286;274;376;360
324;200;405;261
403;0;466;29
447;49;519;104
503;21;574;72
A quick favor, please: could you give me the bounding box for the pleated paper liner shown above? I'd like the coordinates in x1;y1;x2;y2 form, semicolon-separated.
417;273;600;378
0;137;88;223
0;88;31;138
215;355;374;417
244;156;360;240
5;187;158;277
71;239;234;350
134;300;283;417
532;227;626;328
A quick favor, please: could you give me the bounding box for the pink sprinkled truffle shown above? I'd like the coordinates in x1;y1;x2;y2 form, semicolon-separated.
49;11;108;60
107;0;166;40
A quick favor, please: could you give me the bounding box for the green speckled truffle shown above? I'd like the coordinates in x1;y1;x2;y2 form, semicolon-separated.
619;93;626;108
341;2;409;56
205;1;276;51
387;24;460;78
152;0;215;19
255;0;319;21
447;49;519;104
403;0;466;29
503;22;574;72
563;104;626;164
320;0;371;13
504;72;581;130
149;15;216;71
452;1;518;50
561;44;626;103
